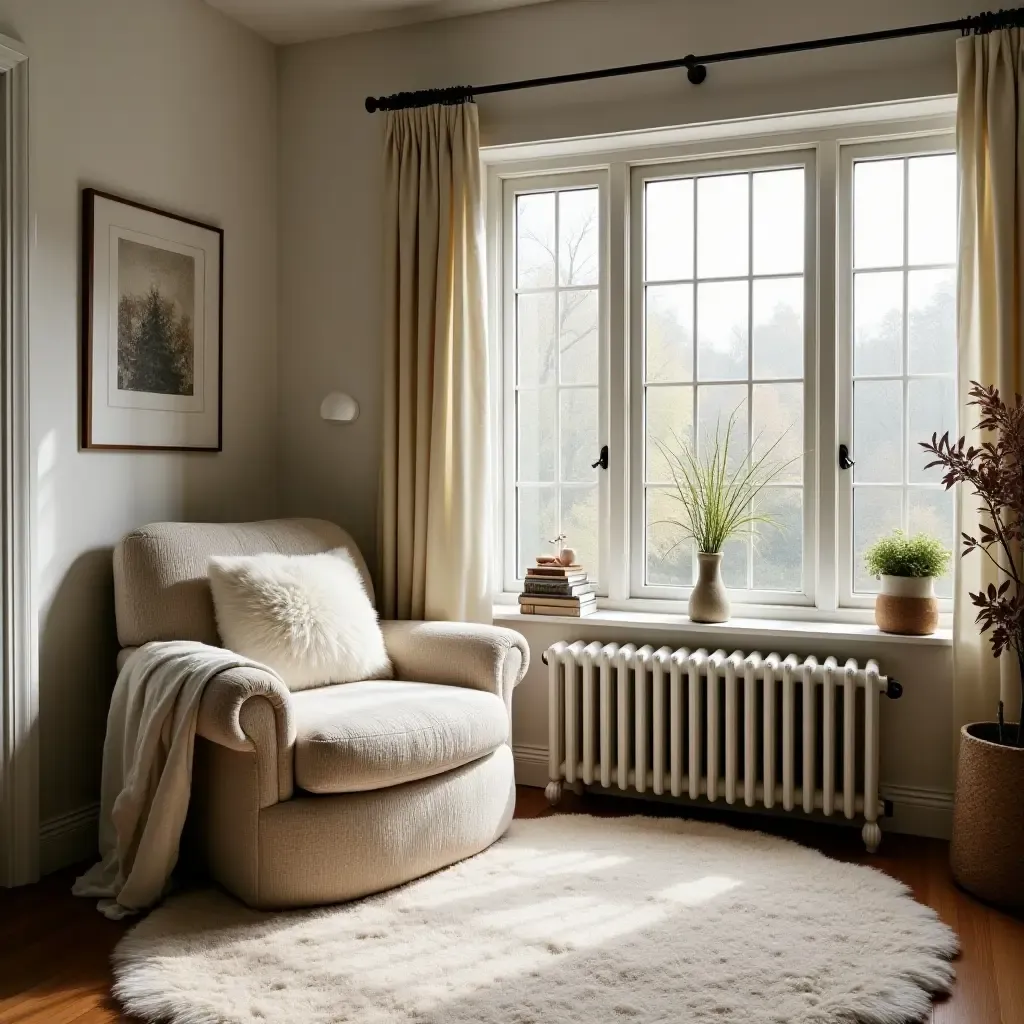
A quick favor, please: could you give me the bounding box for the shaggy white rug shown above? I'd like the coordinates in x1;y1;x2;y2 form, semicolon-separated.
113;815;957;1024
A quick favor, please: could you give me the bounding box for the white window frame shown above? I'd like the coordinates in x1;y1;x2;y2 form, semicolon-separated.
499;170;611;597
835;132;958;610
484;99;957;623
628;149;818;607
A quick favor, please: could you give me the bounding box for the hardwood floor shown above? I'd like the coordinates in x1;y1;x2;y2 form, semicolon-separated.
2;786;1021;1024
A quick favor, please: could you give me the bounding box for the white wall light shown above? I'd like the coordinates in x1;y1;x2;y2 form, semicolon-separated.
320;391;360;424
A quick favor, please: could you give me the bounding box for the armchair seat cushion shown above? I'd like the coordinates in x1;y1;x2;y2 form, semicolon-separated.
291;681;509;794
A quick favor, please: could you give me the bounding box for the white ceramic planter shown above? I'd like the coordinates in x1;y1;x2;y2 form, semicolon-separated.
689;552;730;624
879;574;935;599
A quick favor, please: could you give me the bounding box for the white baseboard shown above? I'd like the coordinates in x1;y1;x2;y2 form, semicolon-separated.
880;785;954;840
513;744;550;788
515;745;953;840
39;802;99;875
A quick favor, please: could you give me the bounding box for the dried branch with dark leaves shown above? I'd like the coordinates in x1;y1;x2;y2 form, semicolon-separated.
920;381;1024;745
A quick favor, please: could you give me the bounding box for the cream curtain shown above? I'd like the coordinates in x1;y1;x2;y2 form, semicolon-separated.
954;30;1024;728
380;103;492;623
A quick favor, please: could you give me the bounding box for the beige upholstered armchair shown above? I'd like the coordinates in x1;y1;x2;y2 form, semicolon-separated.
113;518;528;909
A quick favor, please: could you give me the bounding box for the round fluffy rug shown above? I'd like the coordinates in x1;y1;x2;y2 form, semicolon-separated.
113;815;957;1024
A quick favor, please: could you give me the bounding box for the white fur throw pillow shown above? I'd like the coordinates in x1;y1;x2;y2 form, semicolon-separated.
207;550;392;691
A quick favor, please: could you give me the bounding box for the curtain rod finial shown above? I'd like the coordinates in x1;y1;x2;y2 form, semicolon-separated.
365;96;380;113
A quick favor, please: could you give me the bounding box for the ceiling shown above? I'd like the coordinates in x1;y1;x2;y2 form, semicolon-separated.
204;0;556;44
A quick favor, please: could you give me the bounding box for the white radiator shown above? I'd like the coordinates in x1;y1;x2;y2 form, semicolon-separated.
543;641;903;851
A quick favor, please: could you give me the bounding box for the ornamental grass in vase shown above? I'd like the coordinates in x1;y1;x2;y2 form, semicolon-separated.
864;530;950;636
920;381;1024;910
655;407;797;624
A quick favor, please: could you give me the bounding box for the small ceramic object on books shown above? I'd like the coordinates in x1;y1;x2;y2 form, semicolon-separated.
558;546;577;567
874;574;938;636
689;551;730;624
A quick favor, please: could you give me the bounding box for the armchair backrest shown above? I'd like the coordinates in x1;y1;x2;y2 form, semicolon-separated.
113;518;371;648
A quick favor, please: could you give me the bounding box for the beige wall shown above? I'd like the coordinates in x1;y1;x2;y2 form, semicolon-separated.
0;0;278;824
277;0;977;825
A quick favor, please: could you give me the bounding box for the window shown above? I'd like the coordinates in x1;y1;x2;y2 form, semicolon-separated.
838;143;958;603
503;175;606;584
633;156;812;604
493;112;957;618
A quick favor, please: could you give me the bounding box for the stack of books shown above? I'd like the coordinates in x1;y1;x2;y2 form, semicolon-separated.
519;561;596;617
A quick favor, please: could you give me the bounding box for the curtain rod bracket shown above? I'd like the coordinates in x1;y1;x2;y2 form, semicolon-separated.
684;55;707;85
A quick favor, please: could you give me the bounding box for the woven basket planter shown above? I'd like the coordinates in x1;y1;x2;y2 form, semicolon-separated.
950;723;1024;911
874;575;939;636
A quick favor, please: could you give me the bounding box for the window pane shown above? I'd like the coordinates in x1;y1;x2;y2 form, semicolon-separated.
559;389;599;482
518;485;557;576
646;284;693;383
516;191;555;288
854;380;903;483
697;384;748;474
517;292;556;386
754;487;802;591
558;188;599;286
561;486;598;574
697;280;749;381
646;385;692;484
854;159;904;269
752;383;802;484
853;486;903;592
697;174;749;278
646;487;691;587
854;271;903;376
753;169;804;275
908;269;955;374
517;388;556;482
752;276;803;379
559;290;598;385
908;154;956;266
646;179;693;282
908;488;955;598
908;377;956;483
721;533;750;589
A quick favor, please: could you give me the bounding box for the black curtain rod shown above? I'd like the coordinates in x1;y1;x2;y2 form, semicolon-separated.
364;6;1024;113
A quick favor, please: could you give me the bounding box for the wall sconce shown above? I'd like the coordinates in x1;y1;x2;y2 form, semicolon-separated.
320;391;360;424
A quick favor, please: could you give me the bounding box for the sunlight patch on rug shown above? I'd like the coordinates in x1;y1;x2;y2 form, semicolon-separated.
113;814;957;1024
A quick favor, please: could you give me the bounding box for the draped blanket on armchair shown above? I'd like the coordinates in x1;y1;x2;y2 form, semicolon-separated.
380;103;492;623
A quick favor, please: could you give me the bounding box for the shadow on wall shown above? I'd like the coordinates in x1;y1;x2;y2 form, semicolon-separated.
38;547;118;821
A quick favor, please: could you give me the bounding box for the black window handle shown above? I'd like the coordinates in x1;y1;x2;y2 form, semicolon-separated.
839;444;855;470
592;445;609;470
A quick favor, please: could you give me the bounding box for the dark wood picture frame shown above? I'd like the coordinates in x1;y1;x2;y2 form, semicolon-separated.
81;188;224;451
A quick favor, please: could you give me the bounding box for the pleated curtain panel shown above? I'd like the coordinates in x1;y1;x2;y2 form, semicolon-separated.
379;102;492;623
954;29;1024;729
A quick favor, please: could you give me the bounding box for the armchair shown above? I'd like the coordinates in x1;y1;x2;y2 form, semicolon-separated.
113;519;527;909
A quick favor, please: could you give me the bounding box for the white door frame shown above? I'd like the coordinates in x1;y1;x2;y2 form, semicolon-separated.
0;33;34;888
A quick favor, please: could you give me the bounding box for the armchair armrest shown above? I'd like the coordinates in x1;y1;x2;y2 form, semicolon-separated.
379;621;529;712
196;665;295;805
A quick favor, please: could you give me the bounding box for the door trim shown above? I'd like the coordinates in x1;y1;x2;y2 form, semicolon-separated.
0;33;34;887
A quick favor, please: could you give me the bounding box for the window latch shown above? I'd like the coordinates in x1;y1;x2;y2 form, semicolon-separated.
592;445;609;471
838;444;855;471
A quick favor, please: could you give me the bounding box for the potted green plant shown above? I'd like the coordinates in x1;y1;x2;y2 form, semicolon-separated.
863;530;950;636
920;381;1024;910
655;408;797;624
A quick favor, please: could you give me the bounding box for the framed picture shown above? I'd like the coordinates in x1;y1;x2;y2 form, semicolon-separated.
81;189;223;451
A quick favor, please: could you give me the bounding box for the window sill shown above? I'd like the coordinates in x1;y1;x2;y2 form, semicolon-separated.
492;605;953;647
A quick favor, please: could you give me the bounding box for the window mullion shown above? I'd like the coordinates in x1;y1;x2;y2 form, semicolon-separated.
606;162;629;600
816;140;839;612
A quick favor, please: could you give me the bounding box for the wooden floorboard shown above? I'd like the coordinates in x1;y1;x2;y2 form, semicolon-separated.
1;785;1021;1024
